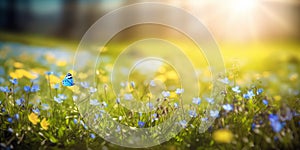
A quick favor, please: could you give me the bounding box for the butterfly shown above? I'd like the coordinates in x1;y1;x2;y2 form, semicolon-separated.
62;73;75;86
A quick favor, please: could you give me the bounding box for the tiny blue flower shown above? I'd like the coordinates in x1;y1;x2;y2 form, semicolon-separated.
138;121;145;128
124;93;133;100
179;120;187;128
73;118;78;124
53;83;60;89
45;71;54;75
201;117;208;122
15;98;25;106
80;82;89;88
102;101;108;108
9;78;18;85
31;85;40;92
14;114;19;120
162;91;170;98
149;80;156;86
41;103;50;110
257;88;263;95
175;88;184;95
54;96;63;103
89;87;97;93
116;97;120;104
90;133;96;139
8;128;14;133
206;97;214;104
269;114;284;133
58;94;67;100
192;97;201;105
232;86;241;93
7;117;13;123
210;110;219;118
90;99;100;106
189;110;197;117
24;86;31;93
115;125;121;132
32;108;40;115
251;123;256;130
243;90;255;99
262;99;268;105
130;81;135;88
174;102;178;108
222;104;233;111
146;102;153;109
219;77;229;84
0;86;10;93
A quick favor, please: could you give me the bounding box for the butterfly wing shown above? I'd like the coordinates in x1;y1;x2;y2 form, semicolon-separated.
62;73;74;86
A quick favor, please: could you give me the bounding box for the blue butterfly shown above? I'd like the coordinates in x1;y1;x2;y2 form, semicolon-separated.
62;73;74;86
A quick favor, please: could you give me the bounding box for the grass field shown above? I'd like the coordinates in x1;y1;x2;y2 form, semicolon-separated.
0;33;299;149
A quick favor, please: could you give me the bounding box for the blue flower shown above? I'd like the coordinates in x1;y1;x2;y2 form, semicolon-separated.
32;108;40;115
192;97;201;105
189;110;197;117
232;86;241;93
45;71;54;75
73;118;78;124
15;98;25;106
53;83;60;89
41;103;50;110
257;88;263;95
179;120;187;128
58;94;67;100
262;99;268;105
206;97;214;104
8;128;14;133
175;88;184;95
0;86;10;93
162;91;170;98
7;117;13;123
90;99;100;106
174;102;178;108
14;114;19;120
149;80;156;86
222;104;233;112
116;97;120;104
90;133;96;139
219;77;229;84
89;87;97;93
102;101;108;108
138;121;145;128
31;85;40;92
269;114;284;133
251;123;256;130
243;90;255;99
146;102;153;109
80;82;89;89
124;93;133;100
201;117;208;122
210;110;219;118
10;78;18;85
130;81;135;88
24;86;31;93
115;125;121;132
54;96;64;103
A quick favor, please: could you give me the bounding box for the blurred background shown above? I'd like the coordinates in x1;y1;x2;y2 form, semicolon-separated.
0;0;299;43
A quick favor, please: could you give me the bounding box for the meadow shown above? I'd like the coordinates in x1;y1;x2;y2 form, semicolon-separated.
0;33;299;149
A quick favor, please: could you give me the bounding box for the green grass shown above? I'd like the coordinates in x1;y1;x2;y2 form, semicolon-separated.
0;36;299;149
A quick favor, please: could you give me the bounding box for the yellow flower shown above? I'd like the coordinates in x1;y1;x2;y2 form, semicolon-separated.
13;62;24;68
40;118;50;130
28;112;39;125
9;69;38;80
212;129;233;143
56;60;67;67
